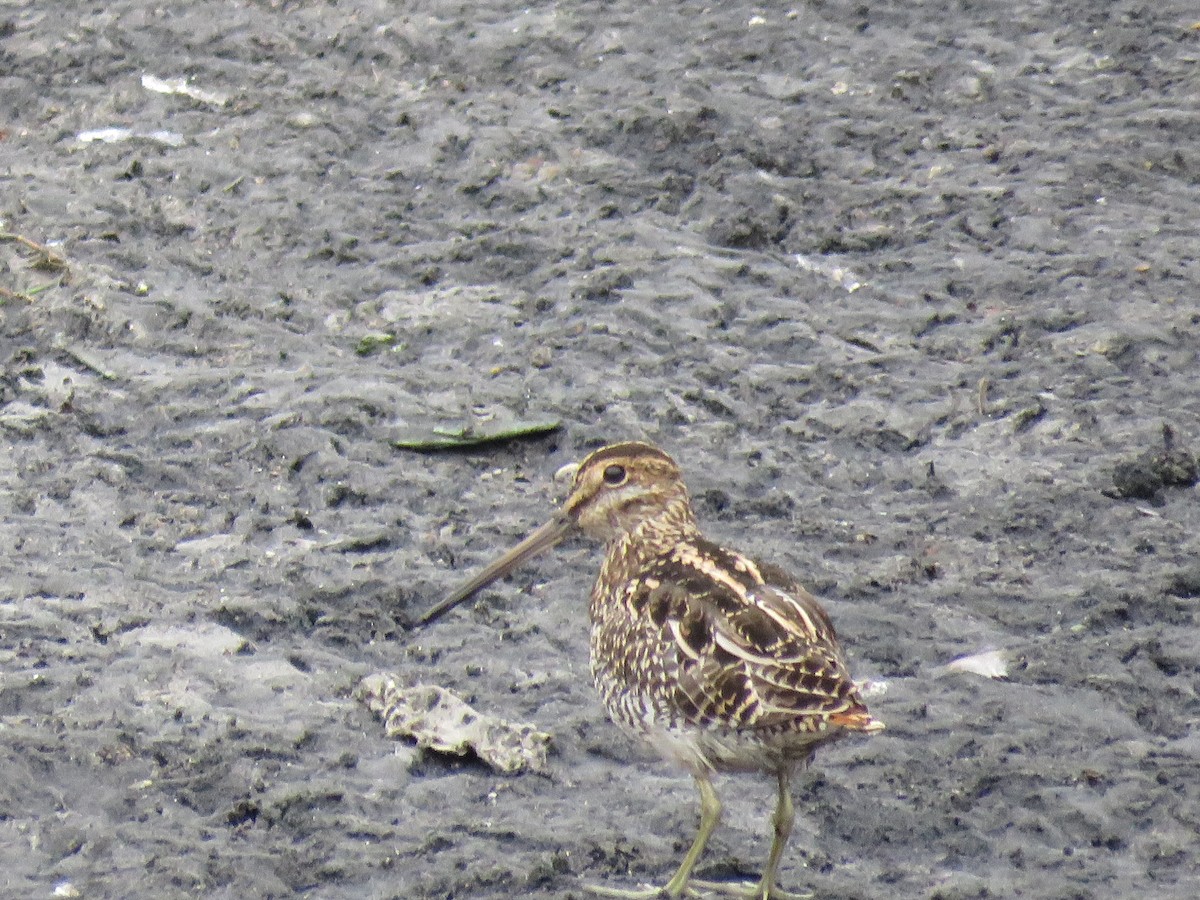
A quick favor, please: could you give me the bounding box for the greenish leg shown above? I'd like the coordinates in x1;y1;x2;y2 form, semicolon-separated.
752;769;793;897
690;768;810;900
663;773;722;896
584;772;723;899
753;769;807;899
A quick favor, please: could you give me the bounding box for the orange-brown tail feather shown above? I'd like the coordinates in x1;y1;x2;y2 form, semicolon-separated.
829;710;885;733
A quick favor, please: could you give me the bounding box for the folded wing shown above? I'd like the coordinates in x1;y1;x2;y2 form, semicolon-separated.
628;540;874;735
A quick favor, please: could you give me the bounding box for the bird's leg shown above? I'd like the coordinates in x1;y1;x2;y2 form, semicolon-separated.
748;769;794;897
663;772;722;896
753;769;807;899
690;769;810;900
584;772;722;899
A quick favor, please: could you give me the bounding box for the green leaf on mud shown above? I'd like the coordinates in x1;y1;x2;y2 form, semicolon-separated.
392;418;561;451
355;332;397;355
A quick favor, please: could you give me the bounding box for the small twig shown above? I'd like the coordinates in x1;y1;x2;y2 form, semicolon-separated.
0;231;68;271
0;284;32;303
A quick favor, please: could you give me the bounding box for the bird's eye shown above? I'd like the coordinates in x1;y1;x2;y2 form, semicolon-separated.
603;464;627;486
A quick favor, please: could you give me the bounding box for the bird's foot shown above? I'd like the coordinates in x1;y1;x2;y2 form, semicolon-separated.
580;882;672;899
688;878;812;900
582;880;782;899
581;880;810;900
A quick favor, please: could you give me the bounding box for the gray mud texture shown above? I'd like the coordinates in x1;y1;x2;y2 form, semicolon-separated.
3;1;1200;898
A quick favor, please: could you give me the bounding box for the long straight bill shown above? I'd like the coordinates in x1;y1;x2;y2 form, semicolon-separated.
417;513;574;625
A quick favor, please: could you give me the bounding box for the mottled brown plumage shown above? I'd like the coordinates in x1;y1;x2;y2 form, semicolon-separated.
420;442;882;899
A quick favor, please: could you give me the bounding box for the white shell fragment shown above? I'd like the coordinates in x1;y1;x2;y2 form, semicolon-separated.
856;678;890;699
943;649;1010;679
76;127;185;147
357;675;550;774
794;253;864;292
141;73;230;106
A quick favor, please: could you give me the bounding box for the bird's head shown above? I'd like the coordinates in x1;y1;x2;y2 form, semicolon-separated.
417;441;693;625
561;441;693;542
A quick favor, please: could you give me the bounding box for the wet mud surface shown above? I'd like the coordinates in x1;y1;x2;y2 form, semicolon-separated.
3;1;1200;897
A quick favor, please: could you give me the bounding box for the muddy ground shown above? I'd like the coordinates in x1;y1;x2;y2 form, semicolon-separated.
3;1;1200;897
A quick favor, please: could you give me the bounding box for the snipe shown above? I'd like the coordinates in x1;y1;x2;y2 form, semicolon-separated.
419;441;882;899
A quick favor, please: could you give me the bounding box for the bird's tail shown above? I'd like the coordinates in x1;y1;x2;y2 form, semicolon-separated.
829;710;885;734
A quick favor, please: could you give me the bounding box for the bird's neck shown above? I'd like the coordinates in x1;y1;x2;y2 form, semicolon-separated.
593;500;700;598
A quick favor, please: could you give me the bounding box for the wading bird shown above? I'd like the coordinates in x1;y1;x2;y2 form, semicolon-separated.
420;442;882;899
